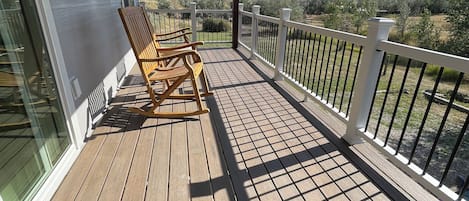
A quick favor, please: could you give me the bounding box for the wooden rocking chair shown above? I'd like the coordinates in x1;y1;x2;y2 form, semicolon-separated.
118;7;212;118
140;6;203;67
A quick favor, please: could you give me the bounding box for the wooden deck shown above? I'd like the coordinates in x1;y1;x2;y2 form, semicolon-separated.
53;48;393;201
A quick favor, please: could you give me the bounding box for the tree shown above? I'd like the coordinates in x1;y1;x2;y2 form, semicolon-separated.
158;0;171;9
323;0;355;32
444;0;469;57
305;0;327;14
411;9;440;50
427;0;449;13
352;0;377;33
254;0;304;21
396;0;410;39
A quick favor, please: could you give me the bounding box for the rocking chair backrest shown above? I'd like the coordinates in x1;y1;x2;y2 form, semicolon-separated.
118;7;161;80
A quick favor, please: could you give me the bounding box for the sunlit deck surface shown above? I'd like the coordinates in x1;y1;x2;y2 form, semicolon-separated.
53;48;424;201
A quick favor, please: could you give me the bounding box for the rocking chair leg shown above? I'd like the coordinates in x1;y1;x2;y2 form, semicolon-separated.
199;69;213;96
190;75;204;111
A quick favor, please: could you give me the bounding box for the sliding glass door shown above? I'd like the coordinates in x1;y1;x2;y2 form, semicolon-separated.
0;0;70;200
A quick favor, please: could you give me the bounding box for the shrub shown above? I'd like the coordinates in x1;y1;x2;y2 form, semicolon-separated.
202;18;230;32
425;65;461;81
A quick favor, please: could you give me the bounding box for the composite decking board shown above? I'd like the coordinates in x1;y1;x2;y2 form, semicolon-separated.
168;98;190;201
121;105;158;201
52;48;398;201
98;95;147;200
51;127;107;201
74;102;133;200
185;92;212;201
199;101;235;201
145;101;172;201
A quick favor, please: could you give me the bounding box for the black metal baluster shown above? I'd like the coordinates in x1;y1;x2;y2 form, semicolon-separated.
273;24;279;65
284;28;293;75
302;33;313;87
365;52;387;132
311;35;322;93
327;39;340;104
292;30;302;79
306;34;318;91
346;46;363;117
339;43;355;112
440;114;469;186
322;37;333;100
423;72;464;174
264;22;269;59
408;67;445;164
395;63;427;154
374;55;398;139
269;22;275;63
288;28;297;77
333;41;347;107
458;175;469;200
295;30;307;81
384;58;412;146
316;36;328;96
292;29;301;78
259;22;264;58
267;22;272;63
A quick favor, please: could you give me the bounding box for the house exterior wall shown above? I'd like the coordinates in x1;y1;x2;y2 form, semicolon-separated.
48;0;135;140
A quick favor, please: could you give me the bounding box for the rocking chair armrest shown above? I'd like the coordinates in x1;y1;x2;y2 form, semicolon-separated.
155;32;192;42
155;41;204;51
153;27;190;37
140;50;201;63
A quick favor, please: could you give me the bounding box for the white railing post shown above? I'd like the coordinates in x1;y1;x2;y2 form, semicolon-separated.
273;8;291;81
237;3;244;45
344;18;395;144
250;5;260;59
190;2;197;42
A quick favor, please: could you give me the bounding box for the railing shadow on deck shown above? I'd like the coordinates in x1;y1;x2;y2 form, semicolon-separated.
188;49;409;200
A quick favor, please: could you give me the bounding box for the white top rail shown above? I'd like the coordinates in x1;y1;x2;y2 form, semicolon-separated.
257;14;280;24
284;21;367;45
146;9;191;13
197;9;231;14
378;41;469;73
240;11;253;17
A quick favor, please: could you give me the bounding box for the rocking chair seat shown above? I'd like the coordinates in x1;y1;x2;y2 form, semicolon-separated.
149;61;203;81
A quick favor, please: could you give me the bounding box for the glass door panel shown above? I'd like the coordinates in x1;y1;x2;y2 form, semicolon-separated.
0;0;71;200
